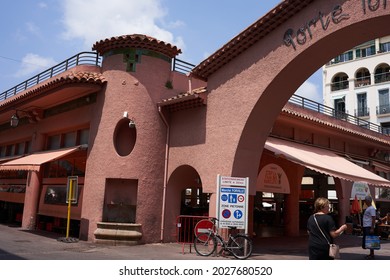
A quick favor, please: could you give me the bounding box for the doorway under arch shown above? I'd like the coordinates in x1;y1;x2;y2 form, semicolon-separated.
163;164;208;241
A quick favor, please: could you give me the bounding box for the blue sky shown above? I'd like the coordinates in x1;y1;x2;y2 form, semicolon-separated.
0;0;322;102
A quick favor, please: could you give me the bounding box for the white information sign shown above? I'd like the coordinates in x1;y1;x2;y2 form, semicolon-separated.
216;175;249;232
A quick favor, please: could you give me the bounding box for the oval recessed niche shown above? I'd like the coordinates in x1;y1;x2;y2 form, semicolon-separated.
114;118;137;156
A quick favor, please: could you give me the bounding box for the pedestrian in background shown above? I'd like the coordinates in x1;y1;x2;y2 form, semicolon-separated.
362;195;376;259
307;197;347;260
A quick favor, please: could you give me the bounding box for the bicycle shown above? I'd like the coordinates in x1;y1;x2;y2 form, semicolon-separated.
193;217;253;259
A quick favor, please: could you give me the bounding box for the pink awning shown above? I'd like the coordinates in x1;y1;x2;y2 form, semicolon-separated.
265;137;390;187
0;146;82;171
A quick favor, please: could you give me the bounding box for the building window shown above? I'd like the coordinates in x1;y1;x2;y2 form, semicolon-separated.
64;131;77;147
381;122;390;135
375;187;390;200
379;42;390;53
377;89;390;115
355;68;371;87
334;97;346;119
47;135;61;150
356;45;375;58
44;185;80;205
301;177;314;185
357;93;369;117
332;51;353;64
46;128;89;150
0;140;30;158
79;129;89;145
331;73;349;91
375;63;390;84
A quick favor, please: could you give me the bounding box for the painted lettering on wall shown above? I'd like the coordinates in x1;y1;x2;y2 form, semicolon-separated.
362;0;387;14
284;5;350;50
264;170;282;185
284;1;388;50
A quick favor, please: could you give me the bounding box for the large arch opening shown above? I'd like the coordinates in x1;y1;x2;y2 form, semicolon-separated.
229;9;390;237
163;164;208;241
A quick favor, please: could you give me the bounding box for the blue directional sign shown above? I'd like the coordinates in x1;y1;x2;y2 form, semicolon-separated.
234;210;243;219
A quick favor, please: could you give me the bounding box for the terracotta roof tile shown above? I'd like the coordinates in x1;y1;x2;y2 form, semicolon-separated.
191;0;314;80
282;102;390;145
93;34;181;58
0;71;106;108
158;87;207;112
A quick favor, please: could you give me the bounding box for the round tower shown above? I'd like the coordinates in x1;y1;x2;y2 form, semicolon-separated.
80;34;181;244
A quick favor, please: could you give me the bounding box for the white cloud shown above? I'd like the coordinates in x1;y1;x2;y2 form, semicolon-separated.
61;0;184;51
294;80;323;103
38;2;48;9
14;53;56;78
26;22;41;37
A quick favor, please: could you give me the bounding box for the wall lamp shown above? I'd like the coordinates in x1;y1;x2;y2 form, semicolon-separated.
10;109;29;128
10;112;21;128
10;108;43;128
123;111;136;129
129;119;136;129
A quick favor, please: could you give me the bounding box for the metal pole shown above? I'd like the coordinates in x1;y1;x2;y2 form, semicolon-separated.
66;179;73;238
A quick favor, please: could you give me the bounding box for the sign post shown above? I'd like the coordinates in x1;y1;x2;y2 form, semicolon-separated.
216;175;249;234
66;176;78;238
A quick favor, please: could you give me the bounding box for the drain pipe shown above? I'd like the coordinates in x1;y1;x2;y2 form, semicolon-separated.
158;105;170;242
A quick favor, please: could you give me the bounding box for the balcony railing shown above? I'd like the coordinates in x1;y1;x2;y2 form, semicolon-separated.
354;77;371;88
288;94;387;135
0;52;101;102
355;107;370;117
331;80;349;91
377;104;390;115
172;58;195;74
375;72;390;84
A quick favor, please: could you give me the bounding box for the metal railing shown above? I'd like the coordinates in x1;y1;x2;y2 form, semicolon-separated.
377;104;390;115
288;94;387;135
375;72;390;84
172;58;195;74
355;107;370;117
331;80;349;91
0;52;101;102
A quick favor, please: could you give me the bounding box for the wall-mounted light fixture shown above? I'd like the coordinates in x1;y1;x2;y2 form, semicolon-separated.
10;113;20;128
10;108;43;128
129;119;136;129
123;111;135;128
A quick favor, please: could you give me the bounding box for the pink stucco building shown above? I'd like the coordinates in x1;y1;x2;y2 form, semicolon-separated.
0;0;390;245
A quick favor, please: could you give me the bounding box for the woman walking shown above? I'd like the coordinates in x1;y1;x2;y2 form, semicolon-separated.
307;197;347;260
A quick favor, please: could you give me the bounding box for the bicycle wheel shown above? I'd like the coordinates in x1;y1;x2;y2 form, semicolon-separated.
194;232;217;257
228;234;253;259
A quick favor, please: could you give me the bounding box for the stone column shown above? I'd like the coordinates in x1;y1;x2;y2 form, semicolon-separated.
21;170;41;230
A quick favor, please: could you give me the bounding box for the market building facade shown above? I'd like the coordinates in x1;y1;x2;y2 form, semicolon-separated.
0;0;390;244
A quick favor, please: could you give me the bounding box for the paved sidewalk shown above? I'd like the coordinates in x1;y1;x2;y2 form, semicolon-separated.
0;224;389;260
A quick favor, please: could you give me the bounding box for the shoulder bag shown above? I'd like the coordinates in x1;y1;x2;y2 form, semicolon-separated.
313;214;340;259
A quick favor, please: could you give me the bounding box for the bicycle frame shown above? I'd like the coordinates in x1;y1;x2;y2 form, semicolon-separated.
194;217;252;259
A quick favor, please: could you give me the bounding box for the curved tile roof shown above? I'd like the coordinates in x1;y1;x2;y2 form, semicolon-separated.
92;34;181;58
191;0;314;80
282;103;390;146
0;71;106;108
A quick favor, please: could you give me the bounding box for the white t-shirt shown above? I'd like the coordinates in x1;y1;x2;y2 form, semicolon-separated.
363;205;376;227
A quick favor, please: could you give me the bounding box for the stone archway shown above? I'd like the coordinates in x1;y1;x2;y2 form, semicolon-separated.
163;165;204;242
183;0;390;197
